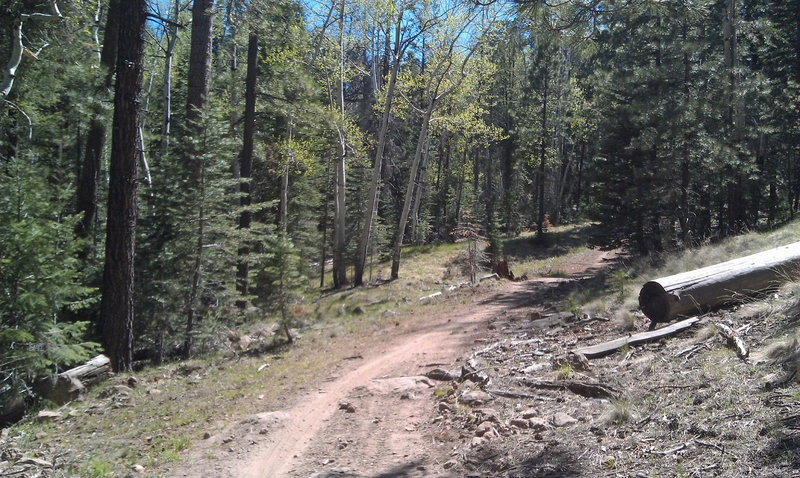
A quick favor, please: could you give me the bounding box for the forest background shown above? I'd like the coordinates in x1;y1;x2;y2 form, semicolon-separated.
1;0;798;417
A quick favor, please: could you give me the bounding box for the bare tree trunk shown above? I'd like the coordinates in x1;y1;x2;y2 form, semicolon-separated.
332;0;348;288
100;0;147;373
410;134;430;244
354;11;404;286
160;0;180;157
391;101;434;279
236;31;257;304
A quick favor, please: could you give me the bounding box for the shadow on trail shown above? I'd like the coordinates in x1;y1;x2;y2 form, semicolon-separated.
754;434;800;471
478;272;614;314
310;462;423;478
505;442;583;478
503;224;595;262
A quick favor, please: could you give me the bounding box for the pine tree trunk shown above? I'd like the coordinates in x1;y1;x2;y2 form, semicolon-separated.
236;31;257;302
537;73;548;236
76;0;119;240
187;0;214;129
100;0;147;373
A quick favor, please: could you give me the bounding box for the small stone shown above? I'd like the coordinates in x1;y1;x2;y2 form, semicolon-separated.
339;402;356;413
461;390;493;406
222;435;235;444
475;408;500;423
148;388;162;395
236;335;252;350
522;408;539;419
127;376;139;388
131;464;145;473
36;411;62;422
470;437;484;447
400;392;415;400
510;419;529;429
35;432;47;440
352;306;366;315
443;460;458;470
552;412;578;427
259;428;268;435
203;432;212;439
475;422;496;437
528;417;552;432
438;402;452;413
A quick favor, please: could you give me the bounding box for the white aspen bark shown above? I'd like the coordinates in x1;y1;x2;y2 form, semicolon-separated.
1;22;24;99
2;1;63;98
161;0;180;157
332;0;348;288
390;101;434;279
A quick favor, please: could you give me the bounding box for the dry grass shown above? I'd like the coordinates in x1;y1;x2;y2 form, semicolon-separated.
0;235;534;477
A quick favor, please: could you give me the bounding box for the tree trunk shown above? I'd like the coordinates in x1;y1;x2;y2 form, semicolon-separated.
76;0;120;240
537;73;548;235
236;31;257;303
639;241;800;325
332;0;348;288
280;123;292;233
186;0;214;129
160;0;180;157
354;11;404;286
100;0;147;373
390;100;435;279
409;134;430;245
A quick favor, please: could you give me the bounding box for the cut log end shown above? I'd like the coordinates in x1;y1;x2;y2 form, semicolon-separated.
639;281;673;323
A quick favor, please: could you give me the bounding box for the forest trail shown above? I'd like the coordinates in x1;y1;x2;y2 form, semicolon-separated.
175;248;619;478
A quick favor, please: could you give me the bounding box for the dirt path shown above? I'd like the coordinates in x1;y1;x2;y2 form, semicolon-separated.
174;249;618;478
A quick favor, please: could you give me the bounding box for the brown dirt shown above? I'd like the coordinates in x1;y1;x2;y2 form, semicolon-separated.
169;250;620;478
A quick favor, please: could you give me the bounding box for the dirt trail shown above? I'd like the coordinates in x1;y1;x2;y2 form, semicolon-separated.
175;249;618;478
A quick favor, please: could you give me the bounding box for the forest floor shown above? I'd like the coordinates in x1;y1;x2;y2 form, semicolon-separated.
5;224;800;477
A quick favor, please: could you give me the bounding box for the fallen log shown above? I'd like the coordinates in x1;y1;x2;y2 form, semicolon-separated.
62;354;112;386
34;354;112;405
519;378;619;399
573;316;701;359
639;241;800;325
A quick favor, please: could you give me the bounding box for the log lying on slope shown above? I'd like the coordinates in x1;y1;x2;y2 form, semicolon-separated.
639;241;800;325
34;354;112;404
573;316;701;359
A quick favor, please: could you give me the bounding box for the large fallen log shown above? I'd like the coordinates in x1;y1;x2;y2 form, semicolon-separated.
573;316;701;359
34;354;112;404
639;241;800;325
62;354;112;386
